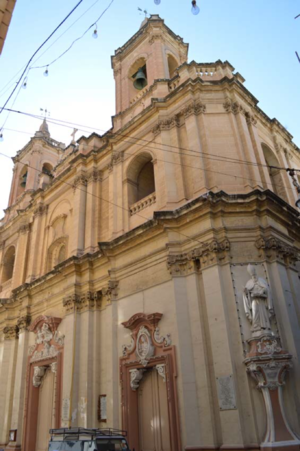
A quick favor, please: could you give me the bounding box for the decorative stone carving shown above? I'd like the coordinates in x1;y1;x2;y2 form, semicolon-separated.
149;34;164;45
34;204;48;217
33;366;47;388
257;336;282;355
255;236;299;267
18;223;31;234
156;364;166;382
108;152;123;172
29;316;63;363
167;253;194;276
154;327;171;347
54;330;65;346
245;111;257;126
151;116;180;136
243;264;273;337
99;280;119;305
63;294;81;314
3;325;19;340
136;326;155;366
122;334;135;356
181;101;206;119
17;315;31;332
87;169;102;183
73;173;88;188
129;368;145;391
50;362;57;373
189;238;231;269
223;100;244;115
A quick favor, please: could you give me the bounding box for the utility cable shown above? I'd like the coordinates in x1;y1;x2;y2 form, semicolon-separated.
2;107;300;174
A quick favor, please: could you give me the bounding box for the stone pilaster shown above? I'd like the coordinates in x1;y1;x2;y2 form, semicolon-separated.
71;173;87;256
12;224;31;289
85;170;102;253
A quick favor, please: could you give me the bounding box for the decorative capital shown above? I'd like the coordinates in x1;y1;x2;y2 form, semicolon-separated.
151;115;180;136
256;237;299;267
99;280;119;306
73;173;88;189
181;101;206;119
108;152;123;172
189;238;231;269
17;315;31;332
77;291;101;312
149;34;164;45
18;223;31;234
245;111;257;126
167;253;194;276
223;100;244;115
87;169;102;184
62;294;81;314
3;325;19;340
34;204;48;217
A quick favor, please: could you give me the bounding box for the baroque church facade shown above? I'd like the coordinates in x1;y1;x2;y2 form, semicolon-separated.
0;15;300;451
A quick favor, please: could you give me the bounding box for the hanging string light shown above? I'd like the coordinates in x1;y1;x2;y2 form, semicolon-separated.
92;24;98;39
44;66;49;77
22;77;28;89
0;132;3;142
191;0;200;15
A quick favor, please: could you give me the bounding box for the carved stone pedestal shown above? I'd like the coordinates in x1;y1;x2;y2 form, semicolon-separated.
244;335;300;451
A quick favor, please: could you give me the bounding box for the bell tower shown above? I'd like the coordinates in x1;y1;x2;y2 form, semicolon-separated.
111;15;188;115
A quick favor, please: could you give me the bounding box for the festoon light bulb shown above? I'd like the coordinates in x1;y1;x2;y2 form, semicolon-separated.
191;0;200;15
154;0;161;5
22;77;28;89
0;133;3;142
92;25;98;39
44;66;49;77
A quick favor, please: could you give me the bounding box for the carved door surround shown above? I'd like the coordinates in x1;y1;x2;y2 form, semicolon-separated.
23;315;64;451
120;313;181;451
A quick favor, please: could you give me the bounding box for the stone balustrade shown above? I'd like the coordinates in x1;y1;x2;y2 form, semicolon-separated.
129;192;156;216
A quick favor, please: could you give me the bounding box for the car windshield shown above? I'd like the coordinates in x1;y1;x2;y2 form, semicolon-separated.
96;439;128;451
49;441;83;451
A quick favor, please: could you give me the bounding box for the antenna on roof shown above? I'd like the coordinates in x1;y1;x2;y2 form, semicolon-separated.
137;7;148;18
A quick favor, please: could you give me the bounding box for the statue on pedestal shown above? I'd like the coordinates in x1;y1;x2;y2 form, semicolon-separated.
243;264;273;337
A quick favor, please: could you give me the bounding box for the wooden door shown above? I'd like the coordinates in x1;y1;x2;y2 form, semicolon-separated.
138;368;171;451
35;369;55;451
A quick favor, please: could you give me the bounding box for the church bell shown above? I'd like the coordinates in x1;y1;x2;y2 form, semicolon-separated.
133;68;147;90
20;172;27;188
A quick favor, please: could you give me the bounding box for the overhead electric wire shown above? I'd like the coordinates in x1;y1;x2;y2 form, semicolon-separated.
2;106;300;175
0;0;85;124
0;0;104;100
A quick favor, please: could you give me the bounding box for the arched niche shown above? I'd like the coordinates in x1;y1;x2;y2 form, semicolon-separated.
167;53;179;78
261;143;288;202
47;237;68;271
126;152;156;206
2;245;15;283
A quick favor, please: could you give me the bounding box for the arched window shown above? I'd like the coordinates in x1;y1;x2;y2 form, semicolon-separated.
42;163;53;177
20;166;28;189
167;54;179;79
2;246;15;283
127;153;156;206
57;245;66;265
262;144;288;201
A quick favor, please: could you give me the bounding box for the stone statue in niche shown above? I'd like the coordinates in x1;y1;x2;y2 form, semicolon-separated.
243;264;274;337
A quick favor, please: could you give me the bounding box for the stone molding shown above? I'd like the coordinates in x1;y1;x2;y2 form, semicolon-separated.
167;239;231;275
17;315;31;332
180;101;206;118
255;236;299;267
3;325;19;340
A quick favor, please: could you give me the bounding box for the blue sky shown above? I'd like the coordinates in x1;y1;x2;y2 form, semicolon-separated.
0;0;299;215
